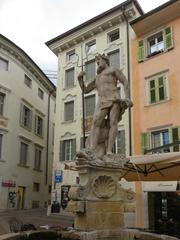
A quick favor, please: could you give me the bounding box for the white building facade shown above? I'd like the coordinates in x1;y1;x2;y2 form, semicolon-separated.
0;34;56;210
47;0;143;222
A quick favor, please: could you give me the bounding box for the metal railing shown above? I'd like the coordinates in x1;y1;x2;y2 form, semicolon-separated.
144;141;180;154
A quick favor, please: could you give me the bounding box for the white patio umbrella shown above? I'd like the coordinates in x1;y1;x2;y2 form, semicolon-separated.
122;152;180;181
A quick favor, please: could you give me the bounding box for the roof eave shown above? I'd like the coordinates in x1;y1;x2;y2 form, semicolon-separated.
46;0;143;48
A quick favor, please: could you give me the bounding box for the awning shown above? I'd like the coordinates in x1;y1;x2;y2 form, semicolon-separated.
122;152;180;181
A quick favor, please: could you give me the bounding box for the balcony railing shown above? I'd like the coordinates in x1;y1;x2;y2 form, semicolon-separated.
144;141;180;155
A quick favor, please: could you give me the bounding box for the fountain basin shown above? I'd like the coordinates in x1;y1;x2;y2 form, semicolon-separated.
0;229;179;240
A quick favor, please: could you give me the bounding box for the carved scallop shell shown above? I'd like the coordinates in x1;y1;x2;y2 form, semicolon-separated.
92;175;116;199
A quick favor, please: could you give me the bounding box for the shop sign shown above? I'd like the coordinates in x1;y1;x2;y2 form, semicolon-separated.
143;181;177;192
55;170;63;183
2;180;16;187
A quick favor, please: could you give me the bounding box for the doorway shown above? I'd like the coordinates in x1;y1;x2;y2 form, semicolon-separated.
148;192;180;237
17;186;25;209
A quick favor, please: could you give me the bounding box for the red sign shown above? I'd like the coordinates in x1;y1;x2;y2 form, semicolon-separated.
2;180;16;187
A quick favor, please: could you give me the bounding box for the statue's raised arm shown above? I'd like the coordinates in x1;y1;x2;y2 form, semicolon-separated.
78;71;96;94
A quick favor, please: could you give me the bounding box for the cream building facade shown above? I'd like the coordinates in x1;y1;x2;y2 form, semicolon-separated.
0;34;56;210
47;0;143;223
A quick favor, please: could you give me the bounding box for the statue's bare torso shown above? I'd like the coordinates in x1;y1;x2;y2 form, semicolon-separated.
96;67;121;108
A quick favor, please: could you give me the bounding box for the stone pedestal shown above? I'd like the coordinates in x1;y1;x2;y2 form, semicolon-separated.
67;151;135;231
74;201;124;231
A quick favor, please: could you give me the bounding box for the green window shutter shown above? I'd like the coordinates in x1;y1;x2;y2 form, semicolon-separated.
149;75;167;104
164;26;174;51
171;127;180;152
149;79;156;104
138;40;145;62
141;132;150;153
60;141;65;161
163;75;167;100
154;78;159;103
71;138;76;160
157;75;167;101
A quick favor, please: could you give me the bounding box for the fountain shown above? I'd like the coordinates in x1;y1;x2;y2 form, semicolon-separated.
1;54;180;240
60;54;180;240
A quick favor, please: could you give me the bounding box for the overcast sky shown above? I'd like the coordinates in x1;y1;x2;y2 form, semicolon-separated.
0;0;168;83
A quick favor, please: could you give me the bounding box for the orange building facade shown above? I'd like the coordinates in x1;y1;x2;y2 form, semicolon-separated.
131;0;180;234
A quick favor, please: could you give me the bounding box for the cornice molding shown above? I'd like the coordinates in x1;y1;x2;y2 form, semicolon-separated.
61;132;76;139
0;35;56;96
49;8;136;55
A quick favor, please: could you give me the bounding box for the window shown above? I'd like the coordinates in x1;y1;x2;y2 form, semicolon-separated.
66;49;76;62
38;88;44;99
64;101;74;121
148;74;167;104
138;26;174;62
0;57;8;71
108;29;120;42
35;115;43;137
20;142;28;166
85;95;95;117
141;126;180;154
32;200;40;209
60;139;76;161
24;75;32;88
34;147;42;170
0;93;5;115
147;32;164;55
151;129;170;153
20;104;33;130
33;182;40;192
108;50;120;68
65;68;75;88
0;134;3;159
86;40;96;54
85;60;96;82
112;130;125;154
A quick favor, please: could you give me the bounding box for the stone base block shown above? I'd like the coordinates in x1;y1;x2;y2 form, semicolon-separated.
67;200;85;213
74;200;124;231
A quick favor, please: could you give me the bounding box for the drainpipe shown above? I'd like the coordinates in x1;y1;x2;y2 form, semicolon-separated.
45;90;53;184
122;8;132;156
122;7;144;229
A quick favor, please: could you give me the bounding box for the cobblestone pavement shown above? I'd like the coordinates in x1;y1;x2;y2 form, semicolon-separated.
0;209;74;235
